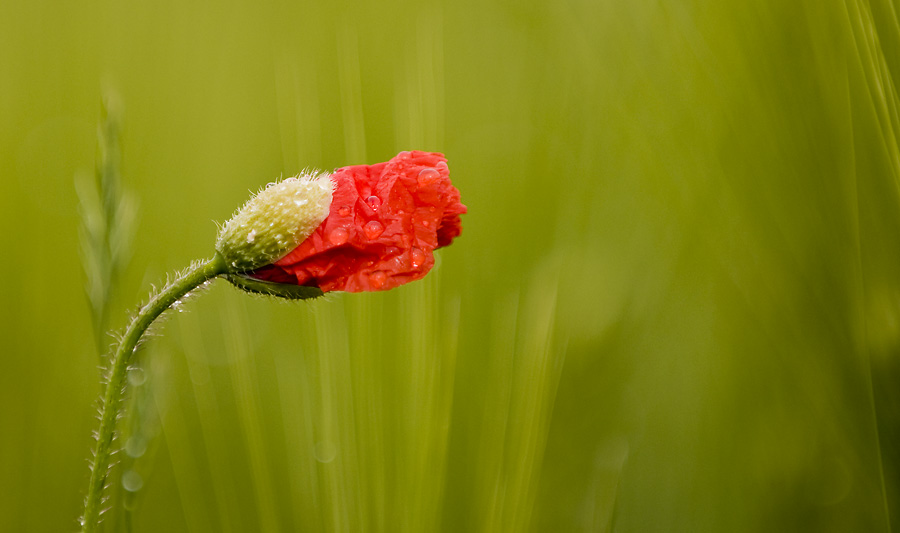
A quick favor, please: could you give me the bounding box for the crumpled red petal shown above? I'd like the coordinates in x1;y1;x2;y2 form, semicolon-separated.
249;151;466;292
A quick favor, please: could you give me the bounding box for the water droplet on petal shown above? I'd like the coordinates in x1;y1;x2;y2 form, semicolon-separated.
417;168;440;187
365;195;382;210
338;205;351;216
363;220;384;240
246;229;257;243
369;270;387;288
328;227;349;245
435;160;448;171
410;247;425;268
398;151;411;160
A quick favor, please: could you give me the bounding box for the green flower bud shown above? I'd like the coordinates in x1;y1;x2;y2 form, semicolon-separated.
216;171;333;272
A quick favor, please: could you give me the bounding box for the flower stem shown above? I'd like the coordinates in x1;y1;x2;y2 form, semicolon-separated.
81;253;227;532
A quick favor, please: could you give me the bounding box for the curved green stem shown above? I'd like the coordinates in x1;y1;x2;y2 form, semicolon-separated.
81;253;227;532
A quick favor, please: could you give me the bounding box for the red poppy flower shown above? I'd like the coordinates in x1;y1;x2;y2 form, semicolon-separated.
248;151;466;292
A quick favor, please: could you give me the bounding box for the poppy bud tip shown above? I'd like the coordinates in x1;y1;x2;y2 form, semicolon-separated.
215;171;332;272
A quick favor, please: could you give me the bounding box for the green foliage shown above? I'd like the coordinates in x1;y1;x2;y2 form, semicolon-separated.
1;1;899;532
76;92;137;354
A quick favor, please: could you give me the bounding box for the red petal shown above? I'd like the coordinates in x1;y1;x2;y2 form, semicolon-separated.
250;151;466;292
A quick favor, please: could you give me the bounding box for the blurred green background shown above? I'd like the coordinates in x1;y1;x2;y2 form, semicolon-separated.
2;0;900;531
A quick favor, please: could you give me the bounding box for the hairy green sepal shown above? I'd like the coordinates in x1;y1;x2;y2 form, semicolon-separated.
226;273;324;300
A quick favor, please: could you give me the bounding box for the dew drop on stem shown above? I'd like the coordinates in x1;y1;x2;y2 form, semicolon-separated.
314;441;337;463
124;436;147;458
127;367;145;386
121;470;143;492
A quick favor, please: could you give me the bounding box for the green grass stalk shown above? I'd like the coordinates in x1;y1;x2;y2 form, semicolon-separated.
77;93;137;355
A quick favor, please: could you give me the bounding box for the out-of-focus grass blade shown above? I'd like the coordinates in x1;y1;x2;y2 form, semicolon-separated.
178;310;241;533
223;300;284;532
